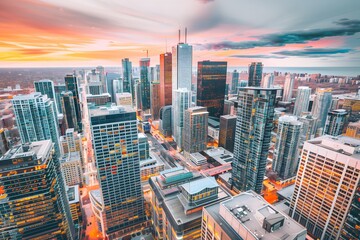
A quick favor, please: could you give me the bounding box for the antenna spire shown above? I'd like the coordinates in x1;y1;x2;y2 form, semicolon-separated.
178;29;181;43
185;27;187;43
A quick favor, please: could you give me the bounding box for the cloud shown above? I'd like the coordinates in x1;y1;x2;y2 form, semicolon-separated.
274;48;352;57
230;54;286;59
202;18;360;50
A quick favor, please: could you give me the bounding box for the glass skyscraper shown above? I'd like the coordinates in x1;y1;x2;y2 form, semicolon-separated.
34;79;58;113
140;58;151;111
196;60;227;118
232;87;277;193
248;62;263;87
172;43;192;92
311;88;332;130
12;92;60;156
65;74;82;132
0;140;75;239
61;91;78;132
293;86;311;116
324;109;348;136
159;52;172;107
54;83;66;113
173;88;191;150
122;58;133;101
90;105;146;239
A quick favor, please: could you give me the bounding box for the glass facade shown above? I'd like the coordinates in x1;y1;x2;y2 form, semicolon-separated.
231;70;239;94
34;80;58;114
173;89;191;150
293;87;311;116
160;52;172;107
232;87;277;193
197;61;227;118
65;74;82;132
311;88;332;129
140;58;151;111
248;62;263;87
122;58;133;102
324;109;348;136
61;91;78;132
219;115;237;152
172;43;192;93
54;84;66;114
183;107;208;154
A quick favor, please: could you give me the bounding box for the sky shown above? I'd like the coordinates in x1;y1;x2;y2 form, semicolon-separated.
0;0;360;67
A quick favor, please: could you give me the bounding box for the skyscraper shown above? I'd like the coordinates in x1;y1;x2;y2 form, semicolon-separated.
90;105;146;239
122;58;133;101
273;115;302;180
282;74;295;102
140;58;151;111
159;105;172;137
298;113;318;141
61;91;78;131
311;88;332;130
0;140;75;239
54;83;66;113
65;74;82;132
159;52;172;107
261;73;274;88
232;87;277;193
150;82;161;120
96;65;106;93
231;70;239;94
12;93;60;155
172;42;192;92
34;79;58;113
59;128;82;155
219;115;237;152
173;88;191;150
290;135;360;240
196;60;227;118
183;106;208;155
248;62;263;87
324;109;348;136
106;72;121;102
293;86;311;116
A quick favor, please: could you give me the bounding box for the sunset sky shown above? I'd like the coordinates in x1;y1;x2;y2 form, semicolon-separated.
1;0;359;67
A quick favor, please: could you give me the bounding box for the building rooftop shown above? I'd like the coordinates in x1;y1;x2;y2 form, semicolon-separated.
203;147;233;164
220;115;237;120
89;105;134;118
86;93;111;98
90;189;103;206
60;151;81;163
12;92;47;100
277;184;295;201
206;191;306;240
67;185;80;204
180;177;218;195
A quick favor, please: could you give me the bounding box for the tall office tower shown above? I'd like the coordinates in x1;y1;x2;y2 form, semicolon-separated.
60;128;82;155
12;93;60;155
248;62;263;87
60;151;83;186
231;70;239;94
116;92;133;107
159;105;172;137
183;107;208;155
138;133;150;160
345;121;360;139
159;52;172;107
293;86;311;116
290;136;360;240
140;58;151;111
261;73;274;88
219;115;237;152
173;88;191;150
135;82;142;110
282;73;295;102
54;84;66;113
232;87;277;193
324;109;348;136
150;82;161;120
202;191;307;240
273;115;302;180
61;91;79;131
96;65;106;92
196;61;227;118
65;74;82;132
311;88;332;130
90;105;146;239
0;140;75;239
122;58;133;100
298;114;317;141
113;79;123;96
172;41;193;92
106;72;121;102
34;79;58;113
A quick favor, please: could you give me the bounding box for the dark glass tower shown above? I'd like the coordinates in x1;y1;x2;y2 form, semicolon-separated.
61;91;78;131
65;74;82;132
231;70;239;94
159;52;172;107
248;62;263;87
90;106;146;239
140;58;151;111
122;58;133;96
219;115;237;152
54;84;66;113
196;60;227;118
232;87;277;193
0;140;75;239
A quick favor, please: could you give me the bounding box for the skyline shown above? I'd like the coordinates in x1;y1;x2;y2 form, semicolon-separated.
1;0;360;68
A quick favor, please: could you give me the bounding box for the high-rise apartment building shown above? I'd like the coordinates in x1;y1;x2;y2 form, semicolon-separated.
59;128;82;156
116;92;133;107
293;87;311;116
90;105;146;239
282;74;295;102
96;65;106;93
231;70;239;94
290;136;360;240
0;140;75;239
54;83;66;113
298;113;317;141
183;107;208;155
219;115;237;152
159;52;172;107
232;87;277;193
311;88;332;130
172;42;192;92
273;115;302;180
173;88;191;150
122;58;133;96
65;74;82;132
324;109;348;136
61;91;79;131
196;61;227;118
248;62;263;87
261;73;274;88
12;93;60;155
202;190;307;240
34;79;58;113
60;151;83;186
150;82;161;120
159;105;172;137
140;58;151;111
